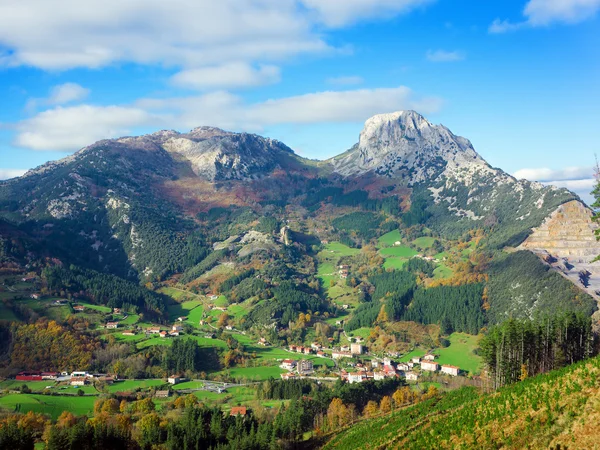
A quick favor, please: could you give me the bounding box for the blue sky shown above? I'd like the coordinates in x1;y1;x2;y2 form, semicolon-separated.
1;0;599;202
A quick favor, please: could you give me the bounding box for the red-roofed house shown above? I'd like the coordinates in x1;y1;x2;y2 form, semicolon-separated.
441;365;460;376
230;406;247;416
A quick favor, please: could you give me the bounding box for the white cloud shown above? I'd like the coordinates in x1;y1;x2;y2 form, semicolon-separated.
0;0;431;71
15;86;442;151
0;1;326;70
47;83;90;105
513;166;597;203
299;0;433;27
490;0;600;33
15;105;157;151
425;50;465;62
326;76;364;86
525;0;600;25
0;168;27;180
513;166;594;182
26;82;90;111
171;63;281;90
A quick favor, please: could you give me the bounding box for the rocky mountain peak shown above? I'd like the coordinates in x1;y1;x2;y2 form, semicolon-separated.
332;110;489;182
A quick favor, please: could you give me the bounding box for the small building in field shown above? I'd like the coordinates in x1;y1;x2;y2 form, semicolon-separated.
30;293;40;300
281;372;296;380
73;305;85;312
423;354;437;361
97;376;115;384
411;357;421;364
258;338;269;346
155;390;171;398
169;331;180;337
172;325;183;333
405;372;419;381
71;377;88;386
421;361;439;372
106;322;119;329
177;317;187;322
168;375;184;385
317;351;326;358
280;359;297;371
159;331;168;338
441;365;460;376
122;330;136;336
297;359;314;375
148;327;161;334
113;308;122;314
230;406;247;417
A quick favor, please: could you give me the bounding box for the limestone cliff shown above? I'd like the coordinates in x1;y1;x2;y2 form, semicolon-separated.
520;200;600;302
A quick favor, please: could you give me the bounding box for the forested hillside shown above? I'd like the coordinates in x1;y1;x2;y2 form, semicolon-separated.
322;351;600;449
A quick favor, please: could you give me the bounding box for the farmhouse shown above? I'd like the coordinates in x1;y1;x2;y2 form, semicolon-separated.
423;354;437;361
397;363;410;372
172;325;183;333
340;345;350;352
113;308;122;314
421;361;439;372
168;375;184;385
41;372;59;380
73;305;85;312
257;338;269;346
405;372;419;381
177;316;187;322
169;331;180;337
30;293;40;299
155;390;170;398
297;360;314;375
148;327;161;334
106;322;119;329
411;357;421;364
441;365;460;376
281;372;296;380
71;377;88;386
303;347;312;355
122;330;136;336
280;359;297;371
317;351;326;358
230;406;247;417
311;342;322;350
159;331;168;338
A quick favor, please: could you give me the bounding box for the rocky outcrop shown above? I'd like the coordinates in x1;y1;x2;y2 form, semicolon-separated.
520;200;600;262
330;110;491;182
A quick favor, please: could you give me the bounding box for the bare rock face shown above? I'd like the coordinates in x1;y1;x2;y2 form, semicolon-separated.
520;200;600;262
520;200;600;302
330;110;490;182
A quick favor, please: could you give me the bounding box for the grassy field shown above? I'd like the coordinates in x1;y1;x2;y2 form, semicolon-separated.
106;379;167;393
136;335;228;350
118;314;140;325
398;348;426;362
0;394;96;420
186;305;204;327
433;264;453;279
383;257;408;270
172;381;205;390
412;236;435;249
317;262;336;291
0;380;57;392
347;327;371;340
378;229;402;246
324;242;360;256
380;246;418;258
78;302;111;313
435;333;482;375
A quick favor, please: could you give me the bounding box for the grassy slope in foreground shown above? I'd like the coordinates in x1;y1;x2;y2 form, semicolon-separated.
322;354;600;449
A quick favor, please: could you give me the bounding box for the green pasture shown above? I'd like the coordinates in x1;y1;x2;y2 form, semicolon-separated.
435;333;482;375
0;394;96;420
378;230;402;247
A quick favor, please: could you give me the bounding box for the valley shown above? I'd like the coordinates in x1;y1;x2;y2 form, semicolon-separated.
0;111;599;448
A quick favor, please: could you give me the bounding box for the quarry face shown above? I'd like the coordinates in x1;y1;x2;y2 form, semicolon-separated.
520;200;600;303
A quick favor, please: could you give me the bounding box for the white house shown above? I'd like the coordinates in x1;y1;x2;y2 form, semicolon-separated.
423;354;437;361
70;377;88;386
373;371;386;381
405;372;419;381
397;363;410;372
168;375;184;385
421;361;439;372
106;322;119;329
441;365;460;376
172;325;183;333
411;357;421;364
280;359;297;371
